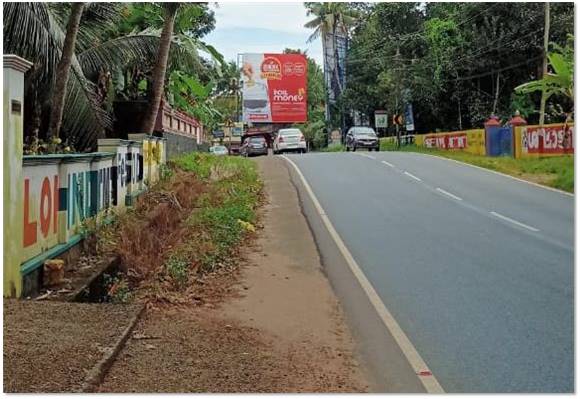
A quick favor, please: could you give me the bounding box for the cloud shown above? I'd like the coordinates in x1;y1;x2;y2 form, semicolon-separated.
211;2;311;35
204;3;323;66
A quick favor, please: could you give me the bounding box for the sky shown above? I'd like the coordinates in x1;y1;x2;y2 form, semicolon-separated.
203;2;324;66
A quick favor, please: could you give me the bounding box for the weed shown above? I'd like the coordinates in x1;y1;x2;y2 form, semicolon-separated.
104;274;132;303
165;254;189;286
320;143;345;152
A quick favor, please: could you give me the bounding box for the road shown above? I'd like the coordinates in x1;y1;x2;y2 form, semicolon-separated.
283;151;573;393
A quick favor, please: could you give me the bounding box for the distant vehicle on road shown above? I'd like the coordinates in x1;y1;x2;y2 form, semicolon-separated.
345;126;380;152
209;145;229;156
240;136;268;157
273;128;307;154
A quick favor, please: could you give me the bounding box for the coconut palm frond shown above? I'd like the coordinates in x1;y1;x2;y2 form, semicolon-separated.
77;34;160;77
75;2;126;51
4;2;111;149
307;26;322;43
4;2;59;87
304;17;322;29
62;68;111;150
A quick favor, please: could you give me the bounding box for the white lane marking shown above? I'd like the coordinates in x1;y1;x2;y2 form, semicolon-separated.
412;152;574;197
359;153;375;160
489;211;540;232
436;187;463;201
281;155;444;393
404;171;422;182
381;160;395;168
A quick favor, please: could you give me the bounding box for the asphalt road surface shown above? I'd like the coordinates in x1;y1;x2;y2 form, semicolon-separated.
284;151;573;393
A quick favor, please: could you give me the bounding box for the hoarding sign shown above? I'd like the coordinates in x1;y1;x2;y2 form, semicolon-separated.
405;103;415;131
212;129;224;138
375;110;388;128
241;53;307;123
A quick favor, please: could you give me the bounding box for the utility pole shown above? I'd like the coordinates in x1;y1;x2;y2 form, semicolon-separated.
539;2;550;126
395;46;401;149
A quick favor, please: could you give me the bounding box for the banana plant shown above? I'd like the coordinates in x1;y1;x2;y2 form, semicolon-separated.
515;36;574;103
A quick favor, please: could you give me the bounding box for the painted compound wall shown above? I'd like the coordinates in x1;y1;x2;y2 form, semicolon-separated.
417;129;486;155
3;55;174;297
7;136;166;296
514;123;574;158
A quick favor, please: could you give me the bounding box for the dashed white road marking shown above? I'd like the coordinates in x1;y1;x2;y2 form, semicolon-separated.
490;211;540;232
436;187;463;201
281;155;444;393
412;152;574;197
359;153;375;160
404;171;422;182
381;160;395;168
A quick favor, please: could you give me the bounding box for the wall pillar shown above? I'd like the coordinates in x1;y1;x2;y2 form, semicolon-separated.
4;55;32;297
508;111;528;158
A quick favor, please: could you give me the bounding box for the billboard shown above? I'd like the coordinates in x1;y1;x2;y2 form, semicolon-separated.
405;103;415;131
241;53;307;123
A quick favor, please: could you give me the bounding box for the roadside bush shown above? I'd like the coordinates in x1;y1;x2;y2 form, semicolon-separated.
321;143;345;152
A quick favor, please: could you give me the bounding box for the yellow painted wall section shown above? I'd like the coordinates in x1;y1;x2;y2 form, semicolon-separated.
514;123;574;158
415;134;424;146
4;66;25;297
418;129;485;155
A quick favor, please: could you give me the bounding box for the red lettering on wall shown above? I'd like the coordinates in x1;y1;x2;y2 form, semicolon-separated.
40;177;52;238
23;179;37;247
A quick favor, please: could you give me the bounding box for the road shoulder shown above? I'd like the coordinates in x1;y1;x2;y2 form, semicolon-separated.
97;155;368;393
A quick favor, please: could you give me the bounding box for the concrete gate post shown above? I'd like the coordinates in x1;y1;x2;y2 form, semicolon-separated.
4;55;33;297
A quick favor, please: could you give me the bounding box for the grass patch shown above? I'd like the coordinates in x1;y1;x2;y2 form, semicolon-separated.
168;152;263;274
93;152;263;303
319;143;345;152
389;144;574;193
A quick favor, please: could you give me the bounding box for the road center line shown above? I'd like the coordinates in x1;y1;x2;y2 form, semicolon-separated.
436;187;463;201
360;153;375;160
489;211;540;232
281;155;444;393
381;160;395;168
404;171;422;182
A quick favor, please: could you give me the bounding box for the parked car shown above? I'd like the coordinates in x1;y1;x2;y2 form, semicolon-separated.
345;126;380;152
240;136;268;157
209;145;229;156
273;128;307;154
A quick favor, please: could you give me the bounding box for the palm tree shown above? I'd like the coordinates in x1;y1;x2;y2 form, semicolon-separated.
47;2;85;141
141;3;181;134
3;3;215;150
304;3;358;108
140;3;224;134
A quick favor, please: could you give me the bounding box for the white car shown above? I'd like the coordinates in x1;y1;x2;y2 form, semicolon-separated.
273;128;307;154
209;145;229;156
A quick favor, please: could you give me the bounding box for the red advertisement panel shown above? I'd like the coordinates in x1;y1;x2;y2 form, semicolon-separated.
522;125;574;155
424;133;467;149
242;53;307;123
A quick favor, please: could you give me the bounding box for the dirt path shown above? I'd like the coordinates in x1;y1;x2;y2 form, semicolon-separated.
97;155;368;393
3;300;142;393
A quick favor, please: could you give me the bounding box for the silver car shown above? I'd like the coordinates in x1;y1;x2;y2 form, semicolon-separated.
273;128;307;154
209;145;229;156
